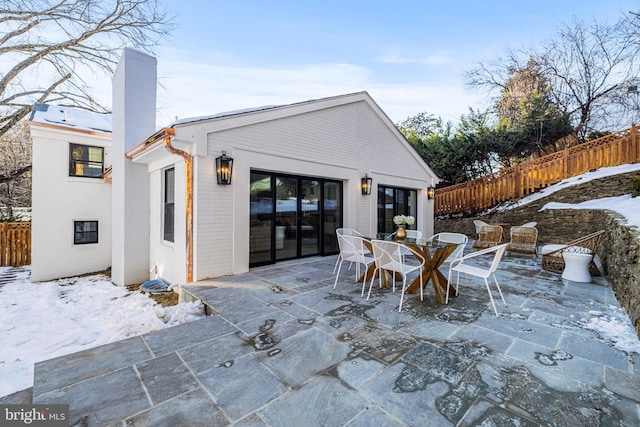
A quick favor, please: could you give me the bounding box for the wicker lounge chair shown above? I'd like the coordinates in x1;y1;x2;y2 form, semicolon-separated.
541;230;605;276
507;226;538;258
472;225;503;250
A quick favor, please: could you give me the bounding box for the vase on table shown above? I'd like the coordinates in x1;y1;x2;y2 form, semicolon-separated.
395;224;406;242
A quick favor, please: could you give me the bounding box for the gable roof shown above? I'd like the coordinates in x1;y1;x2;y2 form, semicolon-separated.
172;105;279;126
170;91;381;129
128;92;434;175
28;103;112;135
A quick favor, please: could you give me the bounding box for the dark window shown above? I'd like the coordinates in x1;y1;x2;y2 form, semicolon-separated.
164;167;175;242
74;221;98;244
377;186;417;234
69;144;104;178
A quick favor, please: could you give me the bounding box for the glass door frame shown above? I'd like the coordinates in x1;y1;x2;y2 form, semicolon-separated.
377;185;418;235
250;170;343;267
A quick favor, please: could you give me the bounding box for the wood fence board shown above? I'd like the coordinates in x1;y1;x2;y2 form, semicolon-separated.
0;222;31;267
434;126;640;215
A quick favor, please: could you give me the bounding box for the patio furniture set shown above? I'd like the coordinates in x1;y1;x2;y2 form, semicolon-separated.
473;220;605;283
333;224;605;317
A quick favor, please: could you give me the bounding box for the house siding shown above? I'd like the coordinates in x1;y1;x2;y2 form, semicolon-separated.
193;154;235;280
148;160;187;286
190;98;434;279
30;127;112;281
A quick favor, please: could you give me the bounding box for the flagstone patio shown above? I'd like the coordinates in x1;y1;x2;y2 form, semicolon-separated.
31;247;640;426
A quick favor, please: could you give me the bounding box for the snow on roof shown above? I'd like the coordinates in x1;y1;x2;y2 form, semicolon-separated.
28;103;112;133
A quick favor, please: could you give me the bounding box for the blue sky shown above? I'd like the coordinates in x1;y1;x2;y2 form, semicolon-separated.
138;0;638;126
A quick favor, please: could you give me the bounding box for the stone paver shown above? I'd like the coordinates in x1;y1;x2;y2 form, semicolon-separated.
30;247;640;426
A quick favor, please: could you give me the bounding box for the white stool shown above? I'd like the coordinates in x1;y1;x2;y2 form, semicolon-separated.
562;251;593;283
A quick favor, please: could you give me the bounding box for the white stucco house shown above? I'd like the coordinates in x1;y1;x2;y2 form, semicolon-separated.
28;104;113;282
28;48;439;287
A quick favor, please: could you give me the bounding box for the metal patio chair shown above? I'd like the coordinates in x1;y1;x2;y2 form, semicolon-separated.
366;239;425;312
447;243;509;317
333;234;375;289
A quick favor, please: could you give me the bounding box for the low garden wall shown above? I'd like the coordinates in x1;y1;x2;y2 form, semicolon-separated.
435;171;640;337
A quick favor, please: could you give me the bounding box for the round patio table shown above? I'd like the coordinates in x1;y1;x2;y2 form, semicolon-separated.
404;240;458;303
360;236;458;304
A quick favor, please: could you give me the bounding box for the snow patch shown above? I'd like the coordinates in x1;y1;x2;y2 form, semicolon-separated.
0;270;204;397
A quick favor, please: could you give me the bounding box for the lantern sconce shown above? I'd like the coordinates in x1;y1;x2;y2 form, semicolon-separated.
215;151;233;185
361;174;373;195
427;186;435;200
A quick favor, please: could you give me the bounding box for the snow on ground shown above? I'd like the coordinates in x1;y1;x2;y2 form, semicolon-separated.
585;306;640;354
0;268;204;398
493;163;640;228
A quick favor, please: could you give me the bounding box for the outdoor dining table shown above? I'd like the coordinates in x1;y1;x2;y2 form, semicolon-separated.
361;235;459;304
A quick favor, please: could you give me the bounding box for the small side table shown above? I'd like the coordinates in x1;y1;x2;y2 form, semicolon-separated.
562;252;593;283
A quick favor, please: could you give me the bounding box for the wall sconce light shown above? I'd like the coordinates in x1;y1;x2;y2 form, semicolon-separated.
427;186;435;200
215;151;233;185
361;175;372;195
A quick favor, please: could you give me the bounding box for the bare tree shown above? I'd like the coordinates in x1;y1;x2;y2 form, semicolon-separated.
0;0;173;139
467;15;640;141
495;59;548;126
0;121;30;215
542;18;640;138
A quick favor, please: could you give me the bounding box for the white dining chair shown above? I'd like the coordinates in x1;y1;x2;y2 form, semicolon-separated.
389;229;423;259
428;232;469;279
336;227;363;237
333;234;375;290
473;220;490;235
446;243;508;317
333;228;364;274
366;239;425;312
405;230;422;239
389;229;422;240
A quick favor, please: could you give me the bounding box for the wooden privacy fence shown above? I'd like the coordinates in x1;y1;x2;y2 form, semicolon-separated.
0;222;31;267
434;126;640;215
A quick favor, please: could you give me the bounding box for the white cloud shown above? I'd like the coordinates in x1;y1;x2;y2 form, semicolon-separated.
378;52;453;66
152;55;484;126
62;49;486;128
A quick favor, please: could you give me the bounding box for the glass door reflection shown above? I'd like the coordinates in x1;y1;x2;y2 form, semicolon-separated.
301;179;320;257
323;181;341;253
275;177;298;261
249;172;273;265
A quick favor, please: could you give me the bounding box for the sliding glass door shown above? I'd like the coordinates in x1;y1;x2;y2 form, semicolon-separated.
249;172;274;265
300;179;320;257
275;176;299;261
250;171;342;267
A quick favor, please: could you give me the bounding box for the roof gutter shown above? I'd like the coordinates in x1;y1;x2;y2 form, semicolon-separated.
161;128;193;283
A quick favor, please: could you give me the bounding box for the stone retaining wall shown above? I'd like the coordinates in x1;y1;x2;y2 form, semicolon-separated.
434;171;640;336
